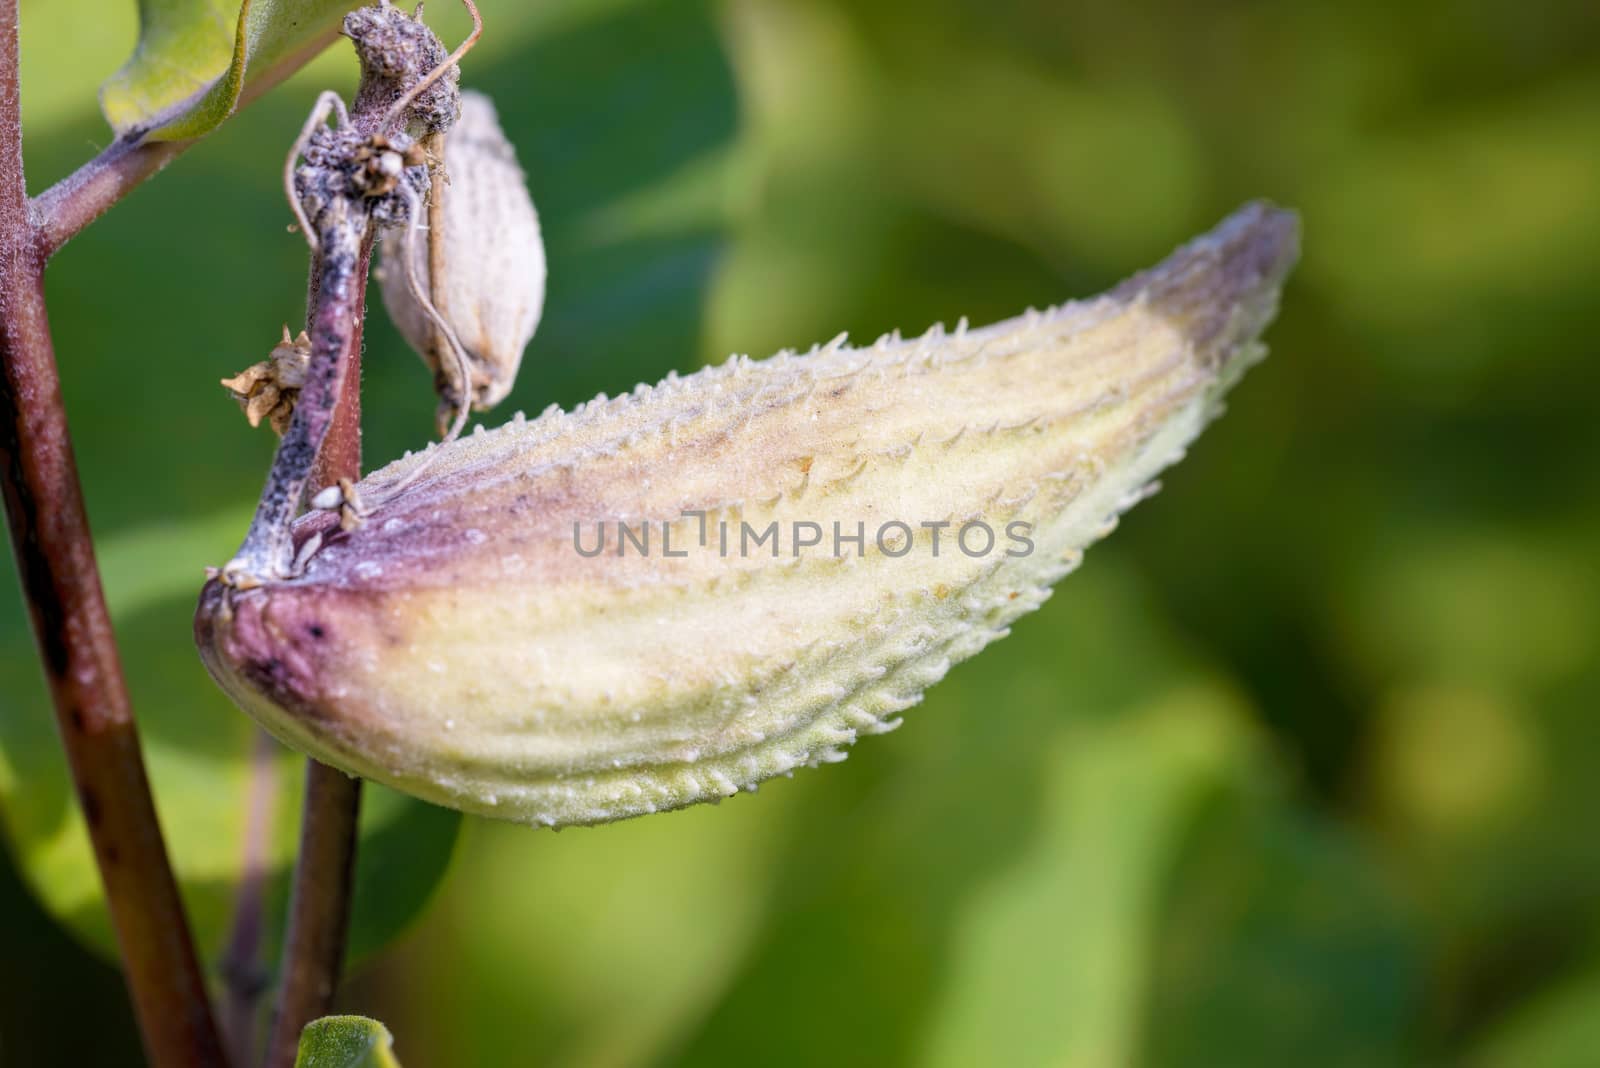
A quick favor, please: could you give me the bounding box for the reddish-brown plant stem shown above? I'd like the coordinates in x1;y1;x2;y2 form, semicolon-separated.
30;134;187;258
264;236;373;1068
267;763;362;1066
30;24;343;259
0;5;226;1066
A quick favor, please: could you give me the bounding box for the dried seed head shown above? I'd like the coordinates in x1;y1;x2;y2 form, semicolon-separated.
287;2;467;247
350;134;428;197
197;203;1300;829
378;91;546;430
220;327;314;435
344;1;461;135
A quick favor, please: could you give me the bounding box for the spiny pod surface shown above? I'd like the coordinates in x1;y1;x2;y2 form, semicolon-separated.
197;203;1299;827
378;91;546;426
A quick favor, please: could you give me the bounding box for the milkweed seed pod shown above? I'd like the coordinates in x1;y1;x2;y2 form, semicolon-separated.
379;90;546;430
197;202;1299;828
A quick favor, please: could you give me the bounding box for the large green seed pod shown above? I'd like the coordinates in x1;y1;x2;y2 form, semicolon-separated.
197;202;1299;827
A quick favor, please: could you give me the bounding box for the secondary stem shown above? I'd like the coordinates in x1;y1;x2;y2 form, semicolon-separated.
30;24;343;258
219;729;283;1064
30;135;186;257
230;213;367;578
264;236;374;1068
267;764;363;1067
0;6;225;1066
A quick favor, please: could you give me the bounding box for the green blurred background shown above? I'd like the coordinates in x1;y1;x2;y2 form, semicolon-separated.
4;0;1600;1064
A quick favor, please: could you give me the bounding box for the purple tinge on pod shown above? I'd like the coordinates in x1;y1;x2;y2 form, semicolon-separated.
197;202;1300;828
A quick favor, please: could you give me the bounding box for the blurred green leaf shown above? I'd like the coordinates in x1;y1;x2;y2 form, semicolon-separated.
101;0;362;141
1140;768;1422;1068
1302;75;1600;390
924;696;1252;1068
1473;970;1600;1068
385;792;785;1068
921;686;1419;1068
17;1;138;135
0;508;459;978
295;1015;402;1068
1335;519;1600;1043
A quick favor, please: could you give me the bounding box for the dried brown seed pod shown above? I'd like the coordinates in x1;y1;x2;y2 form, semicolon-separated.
198;203;1299;829
219;326;314;435
379;90;546;431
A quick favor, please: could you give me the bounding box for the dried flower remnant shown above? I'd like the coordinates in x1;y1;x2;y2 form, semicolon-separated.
221;327;314;435
196;202;1300;829
379;90;546;430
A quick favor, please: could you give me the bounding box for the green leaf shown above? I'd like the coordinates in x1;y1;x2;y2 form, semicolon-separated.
295;1016;402;1068
100;0;364;142
922;696;1254;1068
917;686;1418;1068
1138;769;1422;1067
0;508;459;978
1472;970;1600;1068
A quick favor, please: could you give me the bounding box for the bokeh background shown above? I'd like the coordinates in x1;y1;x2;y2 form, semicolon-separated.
4;0;1600;1064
